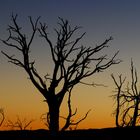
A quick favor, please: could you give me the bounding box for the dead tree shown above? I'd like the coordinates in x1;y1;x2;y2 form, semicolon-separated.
1;15;120;133
111;74;126;127
112;60;140;127
5;115;34;130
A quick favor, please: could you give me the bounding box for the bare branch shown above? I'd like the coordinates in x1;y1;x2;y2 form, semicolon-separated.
80;81;107;87
5;116;34;130
61;87;91;131
70;109;91;126
1;51;24;67
38;22;56;62
28;16;40;48
40;112;50;129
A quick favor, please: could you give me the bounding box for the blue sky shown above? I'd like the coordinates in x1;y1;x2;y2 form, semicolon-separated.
1;0;140;58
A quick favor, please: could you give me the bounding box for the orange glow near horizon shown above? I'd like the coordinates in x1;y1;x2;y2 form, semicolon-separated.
0;65;117;130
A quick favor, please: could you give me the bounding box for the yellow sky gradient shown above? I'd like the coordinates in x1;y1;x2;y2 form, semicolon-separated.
0;55;118;130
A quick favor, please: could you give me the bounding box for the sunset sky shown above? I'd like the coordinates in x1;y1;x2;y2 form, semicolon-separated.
1;0;140;130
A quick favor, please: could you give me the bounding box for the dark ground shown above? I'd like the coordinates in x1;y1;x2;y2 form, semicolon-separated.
0;127;139;140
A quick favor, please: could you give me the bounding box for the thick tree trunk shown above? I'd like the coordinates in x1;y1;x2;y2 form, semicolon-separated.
48;101;60;134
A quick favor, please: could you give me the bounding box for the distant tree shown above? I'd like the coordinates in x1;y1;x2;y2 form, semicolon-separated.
112;60;140;127
1;14;120;133
5;115;34;130
0;108;5;127
111;74;126;127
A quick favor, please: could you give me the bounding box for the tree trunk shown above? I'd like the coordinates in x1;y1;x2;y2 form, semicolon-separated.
132;99;139;127
48;101;60;134
116;89;120;127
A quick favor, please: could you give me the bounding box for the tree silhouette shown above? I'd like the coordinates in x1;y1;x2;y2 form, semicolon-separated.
1;14;120;133
5;115;34;130
112;60;140;127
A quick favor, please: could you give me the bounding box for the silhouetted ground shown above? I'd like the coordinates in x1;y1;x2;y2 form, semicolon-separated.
0;126;139;140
